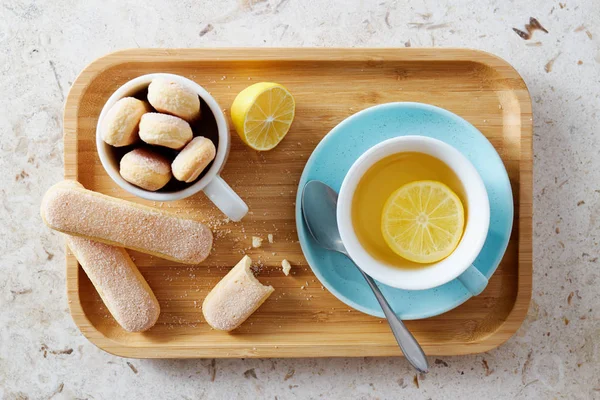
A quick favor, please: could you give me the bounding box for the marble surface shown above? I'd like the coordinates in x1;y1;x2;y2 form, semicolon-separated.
1;0;599;398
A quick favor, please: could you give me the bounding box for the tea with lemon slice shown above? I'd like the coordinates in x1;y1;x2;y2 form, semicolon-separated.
351;152;466;268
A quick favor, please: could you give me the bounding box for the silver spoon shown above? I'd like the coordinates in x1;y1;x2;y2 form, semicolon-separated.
301;180;429;373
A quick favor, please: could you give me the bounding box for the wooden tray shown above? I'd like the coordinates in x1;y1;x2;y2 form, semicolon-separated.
63;48;532;358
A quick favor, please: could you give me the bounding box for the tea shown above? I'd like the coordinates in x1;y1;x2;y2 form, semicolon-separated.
351;152;467;268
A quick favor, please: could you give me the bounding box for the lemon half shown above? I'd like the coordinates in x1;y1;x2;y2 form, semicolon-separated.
381;180;465;264
231;82;295;151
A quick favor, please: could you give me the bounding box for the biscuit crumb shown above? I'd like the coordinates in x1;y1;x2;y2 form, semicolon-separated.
252;236;263;248
268;233;274;243
281;259;292;276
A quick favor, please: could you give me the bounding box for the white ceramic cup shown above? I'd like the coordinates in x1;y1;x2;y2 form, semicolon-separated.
337;136;490;294
96;73;248;221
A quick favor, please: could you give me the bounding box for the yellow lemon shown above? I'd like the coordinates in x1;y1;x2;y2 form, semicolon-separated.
381;180;465;263
230;82;295;151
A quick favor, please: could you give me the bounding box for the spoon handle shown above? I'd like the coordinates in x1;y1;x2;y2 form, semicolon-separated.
358;268;429;373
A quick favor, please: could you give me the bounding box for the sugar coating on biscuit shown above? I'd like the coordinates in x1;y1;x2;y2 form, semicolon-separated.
40;180;214;264
171;137;216;183
120;148;172;191
202;256;274;331
139;113;193;150
102;97;148;147
67;236;160;332
147;78;201;122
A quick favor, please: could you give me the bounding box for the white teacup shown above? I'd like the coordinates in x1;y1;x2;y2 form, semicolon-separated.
337;136;490;294
96;73;248;221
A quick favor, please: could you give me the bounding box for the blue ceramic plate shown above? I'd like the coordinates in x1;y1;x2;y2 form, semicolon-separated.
295;102;513;319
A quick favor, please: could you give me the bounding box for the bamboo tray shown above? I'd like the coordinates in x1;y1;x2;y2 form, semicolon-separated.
63;48;532;358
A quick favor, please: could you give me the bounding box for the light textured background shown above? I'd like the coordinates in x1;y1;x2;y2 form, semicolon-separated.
1;0;599;399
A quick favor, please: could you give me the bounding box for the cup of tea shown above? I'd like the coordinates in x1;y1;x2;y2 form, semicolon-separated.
337;136;490;295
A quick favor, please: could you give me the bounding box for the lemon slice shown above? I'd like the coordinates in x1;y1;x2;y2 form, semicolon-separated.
231;82;295;151
381;180;465;264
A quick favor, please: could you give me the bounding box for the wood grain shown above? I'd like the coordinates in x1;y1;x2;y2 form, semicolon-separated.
63;48;532;358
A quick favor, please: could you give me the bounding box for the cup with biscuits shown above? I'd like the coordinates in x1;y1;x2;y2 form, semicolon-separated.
96;73;248;222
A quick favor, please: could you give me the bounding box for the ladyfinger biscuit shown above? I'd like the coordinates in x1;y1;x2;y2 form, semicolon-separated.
120;148;172;191
202;256;274;331
147;78;201;122
101;97;148;147
139;113;193;150
67;236;160;332
171;137;216;183
40;180;213;264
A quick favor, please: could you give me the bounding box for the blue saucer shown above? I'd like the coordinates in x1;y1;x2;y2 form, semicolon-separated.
295;103;513;319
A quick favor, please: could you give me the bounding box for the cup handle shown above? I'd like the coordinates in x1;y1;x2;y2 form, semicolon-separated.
203;175;248;222
457;265;488;296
